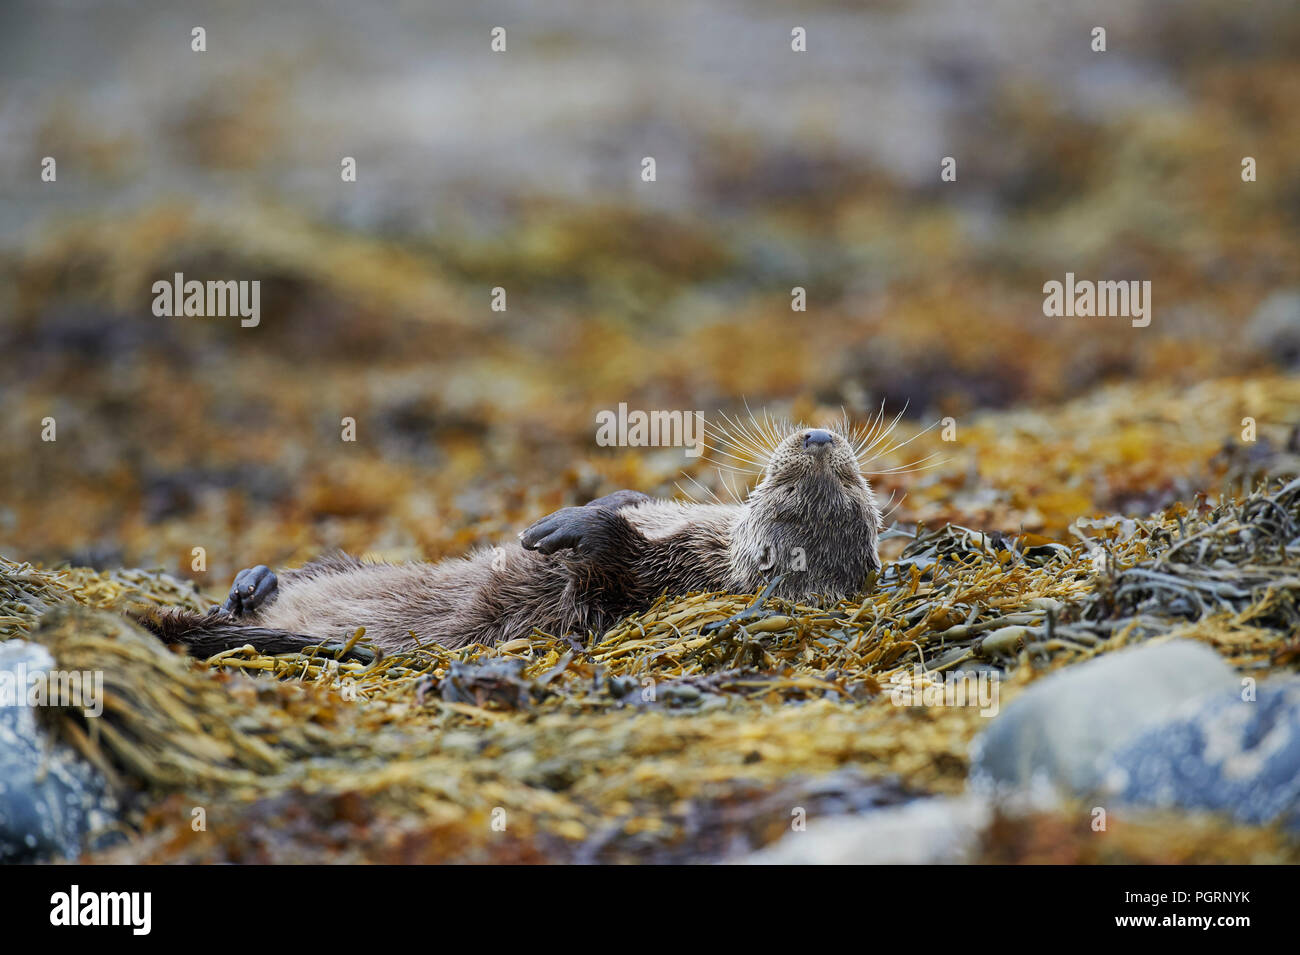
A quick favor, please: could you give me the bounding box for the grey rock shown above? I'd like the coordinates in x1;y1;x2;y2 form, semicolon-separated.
970;640;1236;795
1102;678;1300;830
740;795;992;865
1246;290;1300;368
0;639;119;862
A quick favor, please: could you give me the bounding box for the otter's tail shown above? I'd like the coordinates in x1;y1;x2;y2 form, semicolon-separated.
132;608;380;664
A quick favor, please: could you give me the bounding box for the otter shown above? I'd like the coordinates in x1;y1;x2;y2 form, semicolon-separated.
142;426;882;657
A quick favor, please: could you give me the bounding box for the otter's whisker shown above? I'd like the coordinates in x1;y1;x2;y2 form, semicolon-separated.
704;413;770;460
863;453;949;476
700;445;764;471
877;488;908;523
857;412;942;470
855;403;910;460
675;473;725;506
712;410;773;463
679;465;745;506
717;468;751;505
848;398;890;453
698;446;764;476
705;461;766;480
699;427;765;461
700;425;767;465
740;400;788;454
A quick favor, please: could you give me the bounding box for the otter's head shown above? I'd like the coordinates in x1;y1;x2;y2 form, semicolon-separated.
729;426;883;600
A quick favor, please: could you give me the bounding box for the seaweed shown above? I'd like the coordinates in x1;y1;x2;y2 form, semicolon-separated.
7;468;1300;863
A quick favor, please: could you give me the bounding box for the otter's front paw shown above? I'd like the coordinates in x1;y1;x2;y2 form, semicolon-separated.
520;507;610;556
222;564;278;617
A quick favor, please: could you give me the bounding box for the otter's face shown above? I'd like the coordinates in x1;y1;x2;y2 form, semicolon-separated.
747;426;882;532
730;425;883;599
762;428;865;491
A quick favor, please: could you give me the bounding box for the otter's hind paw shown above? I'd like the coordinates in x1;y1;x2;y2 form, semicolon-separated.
222;564;278;617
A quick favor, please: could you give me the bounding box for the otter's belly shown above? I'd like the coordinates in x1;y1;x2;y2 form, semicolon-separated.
255;561;476;651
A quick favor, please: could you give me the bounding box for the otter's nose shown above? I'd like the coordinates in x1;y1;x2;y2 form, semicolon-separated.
804;429;834;449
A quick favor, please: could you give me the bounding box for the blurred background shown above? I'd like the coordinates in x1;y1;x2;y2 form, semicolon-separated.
1;0;1298;587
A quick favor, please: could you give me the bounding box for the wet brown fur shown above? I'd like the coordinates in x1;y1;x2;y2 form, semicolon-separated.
141;426;882;655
